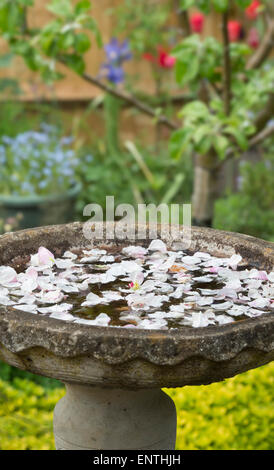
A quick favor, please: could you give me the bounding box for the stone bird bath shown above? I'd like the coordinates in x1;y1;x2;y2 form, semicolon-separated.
0;223;273;450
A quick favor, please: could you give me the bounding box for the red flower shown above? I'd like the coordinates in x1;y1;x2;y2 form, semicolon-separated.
158;48;176;69
245;1;261;20
228;20;242;42
143;52;155;63
190;13;205;33
143;47;176;69
247;28;260;48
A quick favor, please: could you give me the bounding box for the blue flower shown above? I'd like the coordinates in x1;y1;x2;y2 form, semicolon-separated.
104;38;132;64
102;63;125;84
0;125;86;196
101;38;132;85
61;136;74;145
2;136;13;145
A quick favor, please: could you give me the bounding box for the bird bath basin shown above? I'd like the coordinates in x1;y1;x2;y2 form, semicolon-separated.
0;222;273;450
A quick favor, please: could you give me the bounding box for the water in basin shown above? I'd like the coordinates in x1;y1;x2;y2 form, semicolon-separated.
1;240;273;329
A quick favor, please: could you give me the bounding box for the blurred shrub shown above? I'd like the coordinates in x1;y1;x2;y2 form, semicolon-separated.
214;139;274;241
0;363;273;450
165;361;274;450
76;142;193;216
0;101;62;140
0;378;65;450
0;361;61;389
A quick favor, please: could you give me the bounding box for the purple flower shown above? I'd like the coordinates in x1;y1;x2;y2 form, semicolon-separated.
102;63;125;84
101;38;132;85
104;38;132;64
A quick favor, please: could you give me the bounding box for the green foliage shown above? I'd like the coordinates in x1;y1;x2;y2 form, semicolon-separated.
0;101;64;138
0;363;273;449
169;99;255;160
75;91;192;214
0;377;64;450
214;193;274;241
180;0;262;13
165;362;274;450
0;52;21;95
231;64;274;116
0;0;101;82
180;0;196;10
173;35;223;87
113;0;172;57
235;0;254;7
214;138;274;241
0;360;61;389
170;17;273;163
76;140;193;217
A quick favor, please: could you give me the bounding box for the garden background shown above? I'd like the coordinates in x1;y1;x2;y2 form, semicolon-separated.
0;0;273;450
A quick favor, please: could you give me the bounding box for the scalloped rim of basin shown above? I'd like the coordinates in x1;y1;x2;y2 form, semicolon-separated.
0;222;273;387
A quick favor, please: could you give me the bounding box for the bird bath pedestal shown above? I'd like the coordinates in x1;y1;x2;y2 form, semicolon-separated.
0;223;273;450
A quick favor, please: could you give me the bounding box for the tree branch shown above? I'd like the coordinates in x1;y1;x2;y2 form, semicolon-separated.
253;93;274;133
222;7;231;116
80;71;179;130
57;57;179;131
247;124;274;148
174;0;191;37
246;19;274;70
216;125;274;170
21;6;28;35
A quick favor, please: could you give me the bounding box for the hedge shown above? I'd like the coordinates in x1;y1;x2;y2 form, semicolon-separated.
0;362;273;450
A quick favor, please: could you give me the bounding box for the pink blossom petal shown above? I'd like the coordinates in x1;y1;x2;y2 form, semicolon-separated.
38;247;55;266
25;267;38;279
258;271;268;281
0;266;17;285
148;239;167;253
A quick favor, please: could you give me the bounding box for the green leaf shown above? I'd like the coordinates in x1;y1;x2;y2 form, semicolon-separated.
235;0;252;8
196;0;211;14
84;17;102;47
74;0;92;15
17;0;34;5
212;0;229;12
169;128;191;160
193;124;212;144
225;127;248;150
160;173;185;204
213;135;229;159
47;0;73;18
180;100;209;119
197;136;213;154
175;59;188;84
62;32;75;50
74;33;91;53
179;0;195;10
176;54;199;85
62;53;85;74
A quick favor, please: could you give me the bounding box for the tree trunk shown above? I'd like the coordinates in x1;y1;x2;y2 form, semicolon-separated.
192;153;223;227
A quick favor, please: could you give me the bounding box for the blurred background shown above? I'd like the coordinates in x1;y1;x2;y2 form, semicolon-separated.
0;0;273;450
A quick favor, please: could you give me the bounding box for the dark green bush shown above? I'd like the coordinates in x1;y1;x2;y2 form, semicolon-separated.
0;361;61;389
214;141;274;241
76;142;193;217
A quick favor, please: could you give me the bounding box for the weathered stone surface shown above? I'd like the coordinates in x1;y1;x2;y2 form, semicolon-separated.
54;385;177;449
0;223;273;389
